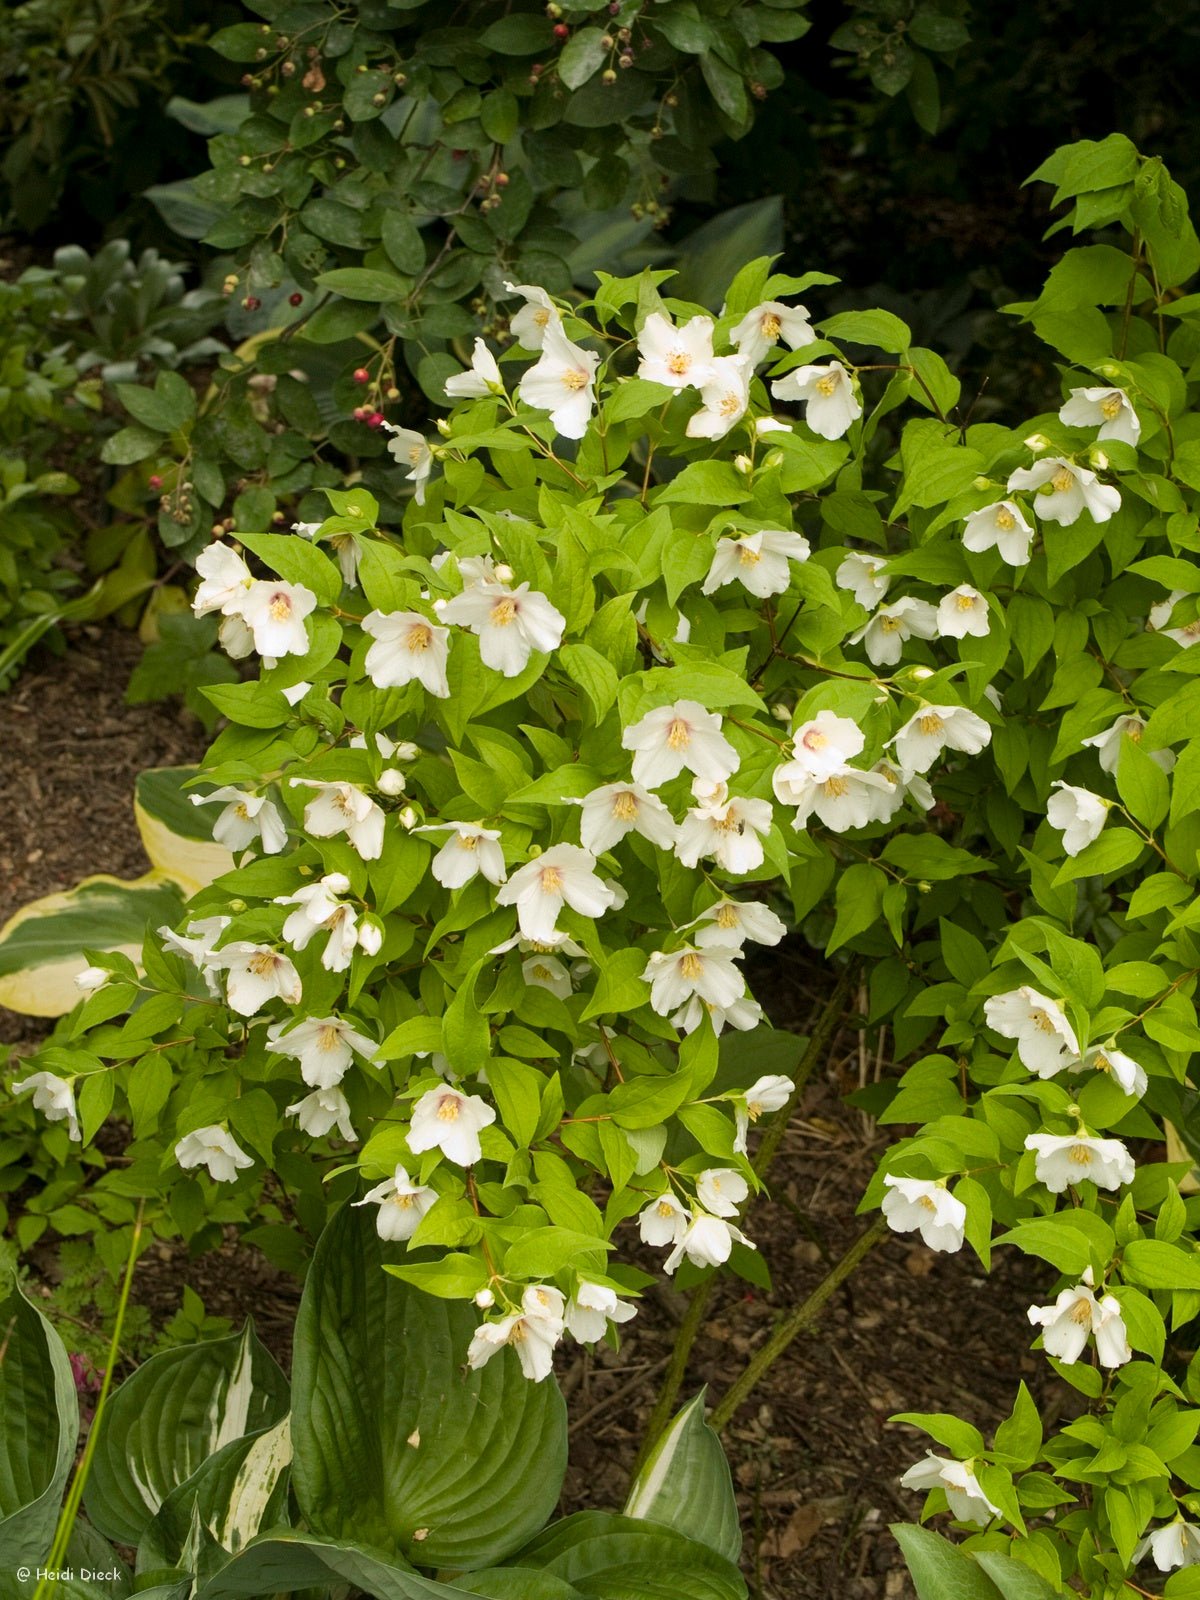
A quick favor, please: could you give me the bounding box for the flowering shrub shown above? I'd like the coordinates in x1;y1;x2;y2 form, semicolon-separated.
17;129;1200;1594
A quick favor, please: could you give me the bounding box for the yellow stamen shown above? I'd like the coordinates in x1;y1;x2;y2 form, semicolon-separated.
540;865;564;894
918;713;944;735
679;952;704;979
668;351;691;376
1069;1297;1093;1324
1051;468;1075;494
490;597;518;626
612;791;639;821
760;312;782;340
1069;1143;1093;1166
561;367;588;392
268;593;292;621
822;775;849;798
715;904;740;928
457;832;479;850
1101;394;1122;419
995;507;1015;530
666;718;690;751
436;1095;461;1122
816;373;839;397
407;623;433;651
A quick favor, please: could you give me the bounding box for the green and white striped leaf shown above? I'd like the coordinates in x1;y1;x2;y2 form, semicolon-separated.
134;767;235;894
0;872;185;1017
512;1512;748;1600
290;1203;568;1570
137;1416;292;1581
59;1524;132;1598
623;1391;741;1564
193;1530;472;1600
0;1282;78;1570
84;1323;289;1546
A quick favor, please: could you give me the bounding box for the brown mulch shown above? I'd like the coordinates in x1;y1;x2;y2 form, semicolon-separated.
0;625;1051;1598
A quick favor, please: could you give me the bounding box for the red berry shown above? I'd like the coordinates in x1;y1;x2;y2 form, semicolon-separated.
553;22;569;38
148;474;163;491
367;411;385;429
243;295;261;311
289;292;303;306
352;405;369;421
353;367;371;384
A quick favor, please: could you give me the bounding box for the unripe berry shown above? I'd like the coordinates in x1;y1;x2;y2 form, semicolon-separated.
618;51;633;67
386;385;400;400
601;68;617;84
394;71;407;86
243;296;261;311
495;171;509;187
372;91;387;106
600;33;614;47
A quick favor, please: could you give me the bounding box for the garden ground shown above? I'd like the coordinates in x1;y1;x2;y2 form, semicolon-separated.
0;625;1052;1599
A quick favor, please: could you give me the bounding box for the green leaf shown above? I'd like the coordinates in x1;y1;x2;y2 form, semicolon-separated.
973;1550;1062;1599
821;309;911;353
236;531;342;605
116;371;196;434
84;1323;289;1545
996;1212;1114;1275
891;1523;1004;1600
624;1392;741;1564
1122;1239;1200;1290
655;462;753;508
0;1283;78;1566
193;1530;467;1600
827;863;886;954
291;1204;567;1568
558;644;620;722
1051;827;1145;883
559;27;609;89
315;267;411;302
514;1511;748;1600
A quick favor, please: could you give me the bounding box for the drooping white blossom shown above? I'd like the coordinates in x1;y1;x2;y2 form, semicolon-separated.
773;761;894;832
638;1192;689;1248
643;945;745;1017
416;822;507;889
445;337;503;399
267;1015;378;1088
1025;1132;1135;1193
1027;1278;1131;1368
622;700;739;790
787;710;866;781
881;1176;966;1253
695;1167;749;1218
637;312;718;392
984;987;1079;1078
361;609;451;696
521;952;573;999
276;874;362;973
438;580;565;677
466;1286;564;1382
835;550;891;608
286;1086;356;1141
1081;714;1175;774
1059;385;1140;446
74;966;109;996
701;529;811;598
353;1166;437;1241
936;585;991;640
961;500;1035;565
1047;782;1108;856
730;300;815;366
1149;589;1200;648
504;280;560;349
565;1281;638;1343
159;914;230;996
382;424;433;503
1007;457;1120;525
849;596;938;666
174;1125;254;1183
12;1071;80;1141
686;355;753;440
671;992;764;1037
900;1455;999;1527
406;1085;497;1167
889;705;991;773
192;786;288;854
693;899;787;950
209;942;302;1016
1079;1043;1147;1099
1135;1521;1200;1573
239;580;318;659
733;1073;794;1154
574;783;677;854
496;844;616;942
770;361;861;439
291;780;385;860
193;542;254;617
675;781;773;875
664;1213;756;1274
517;322;600;439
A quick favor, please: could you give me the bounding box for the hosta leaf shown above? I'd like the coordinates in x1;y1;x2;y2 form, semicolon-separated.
290;1203;567;1570
84;1324;289;1546
624;1392;741;1564
193;1530;465;1599
0;1282;78;1568
513;1512;748;1599
135;767;236;894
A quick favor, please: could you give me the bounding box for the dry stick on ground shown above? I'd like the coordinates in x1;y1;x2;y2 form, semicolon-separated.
627;962;862;1483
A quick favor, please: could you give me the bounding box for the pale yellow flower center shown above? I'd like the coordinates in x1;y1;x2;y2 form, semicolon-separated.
531;963;554;982
1069;1143;1094;1166
1127;723;1143;743
719;391;743;416
436;1095;461;1122
816;373;839;397
679;952;704;979
1052;468;1075;493
918;1194;938;1213
880;615;904;633
407;623;433;651
612;791;639;821
317;1024;341;1051
802;730;828;751
248;951;281;977
738;544;761;565
716;904;740;928
510;1320;528;1343
490;597;518;626
1094;1052;1111;1072
822;775;849;798
390;1191;416;1209
668;351;691;376
334;789;354;814
1069;1297;1093;1324
408;444;423;466
918;713;944;735
656;1200;676;1219
561;366;589;392
760;312;782;340
995;507;1015;530
955;592;977;611
533;307;551;327
1031;1009;1058;1034
540;865;564;894
268;593;293;621
457;832;478;850
234;802;250;819
1101;394;1123;419
666;717;691;751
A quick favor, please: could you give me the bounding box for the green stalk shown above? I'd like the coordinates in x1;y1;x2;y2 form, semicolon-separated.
36;1201;145;1600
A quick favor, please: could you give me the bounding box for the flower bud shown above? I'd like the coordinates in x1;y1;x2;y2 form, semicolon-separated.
398;805;419;829
378;769;407;796
733;454;753;475
495;563;514;583
436;417;452;437
474;1288;495;1308
911;666;934;681
1090;447;1110;470
1023;432;1051;453
770;702;792;724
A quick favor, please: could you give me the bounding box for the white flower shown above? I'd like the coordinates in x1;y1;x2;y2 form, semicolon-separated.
209;942;302;1016
74;965;110;996
361;610;450;697
730;300;815;367
881;1176;966;1252
695;1167;749;1218
504;280;560;349
407;1086;497;1167
643;946;745;1017
219;612;256;659
1007;457;1120;525
849;597;938;666
267;1015;378;1088
291;780;385;860
671;993;764;1037
517;322;599;439
787;710;865;780
354;1165;437;1242
521;952;572;998
1149;589;1200;648
1059;385;1140;447
733;1074;794;1155
1079;1044;1147;1099
467;1287;564;1382
1027;1281;1131;1367
159;914;230;996
12;1071;80;1141
445;337;503;399
1047;782;1108;856
622;700;739;790
770;361;861;439
193;542;253;617
174;1126;254;1183
192;786;288;854
439;580;565;677
936;585;990;640
900;1455;999;1527
636;312;717;392
236;579;317;660
276;875;360;972
565;1281;637;1344
686;355;752;440
664;1213;755;1274
962;499;1035;565
675;787;773;875
889;705;991;773
1135;1522;1200;1573
694;899;786;950
639;1192;689;1247
773;761;894;832
1082;714;1175;774
1025;1132;1135;1193
574;783;677;854
496;844;616;942
416;822;507;888
382;424;433;503
286;1087;356;1140
836;550;891;608
702;529;811;598
325;532;362;588
984;987;1079;1078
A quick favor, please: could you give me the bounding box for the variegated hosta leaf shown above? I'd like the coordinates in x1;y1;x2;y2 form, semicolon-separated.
136;1416;292;1583
0;1282;78;1569
511;1512;749;1600
290;1203;568;1571
191;1530;477;1600
0;872;184;1017
83;1322;289;1546
58;1524;132;1600
623;1391;741;1565
134;766;235;894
